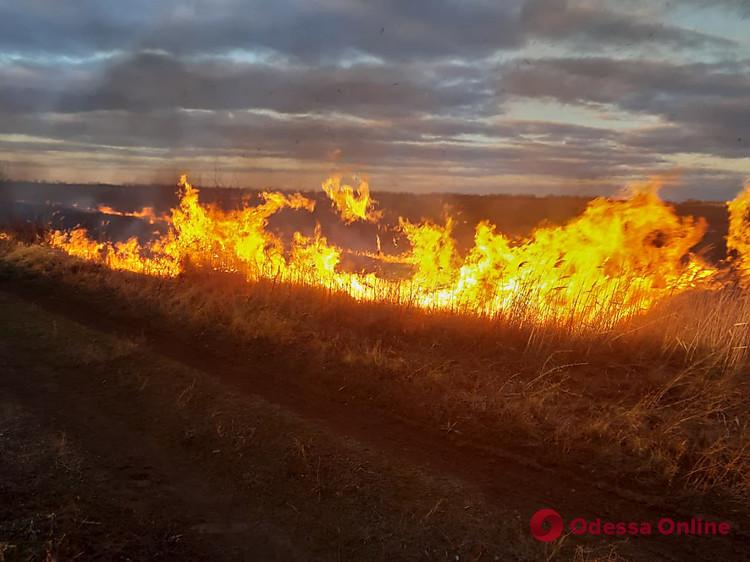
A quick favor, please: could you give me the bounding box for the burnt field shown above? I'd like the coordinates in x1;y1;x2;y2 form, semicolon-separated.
1;178;750;561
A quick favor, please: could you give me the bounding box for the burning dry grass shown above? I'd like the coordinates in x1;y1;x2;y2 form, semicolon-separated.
3;174;750;504
41;174;744;336
1;230;750;506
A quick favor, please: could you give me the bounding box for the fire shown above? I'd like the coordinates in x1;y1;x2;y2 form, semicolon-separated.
49;229;103;262
322;176;383;223
45;174;750;332
447;181;714;324
96;204;164;224
727;182;750;282
399;215;460;291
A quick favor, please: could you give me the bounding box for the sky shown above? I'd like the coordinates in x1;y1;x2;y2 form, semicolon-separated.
0;0;748;199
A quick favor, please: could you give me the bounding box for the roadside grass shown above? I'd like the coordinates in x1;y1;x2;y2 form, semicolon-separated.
1;233;749;507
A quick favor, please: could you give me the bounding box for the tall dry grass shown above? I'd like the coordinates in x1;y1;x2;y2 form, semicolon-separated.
1;231;749;502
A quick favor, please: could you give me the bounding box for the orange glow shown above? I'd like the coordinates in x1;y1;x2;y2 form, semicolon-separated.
46;174;744;332
96;204;165;224
727;182;750;283
322;176;383;223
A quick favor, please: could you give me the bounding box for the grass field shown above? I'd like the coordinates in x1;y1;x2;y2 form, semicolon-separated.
3;177;750;560
1;228;750;559
3;234;750;499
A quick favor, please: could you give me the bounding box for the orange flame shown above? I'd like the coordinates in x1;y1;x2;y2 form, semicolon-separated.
727;182;750;282
96;204;165;224
322;176;383;224
47;173;745;332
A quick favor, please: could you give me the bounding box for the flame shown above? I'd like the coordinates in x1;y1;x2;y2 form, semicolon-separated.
727;182;750;282
446;180;714;323
96;204;165;224
49;229;103;262
399;215;460;291
322;176;383;223
46;173;749;332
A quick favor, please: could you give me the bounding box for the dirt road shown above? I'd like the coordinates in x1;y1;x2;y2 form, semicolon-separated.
0;277;747;560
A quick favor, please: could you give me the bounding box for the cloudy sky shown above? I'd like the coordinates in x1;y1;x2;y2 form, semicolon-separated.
0;0;748;198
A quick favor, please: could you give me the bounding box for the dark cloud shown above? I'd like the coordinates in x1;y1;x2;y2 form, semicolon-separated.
0;52;502;122
40;52;495;118
503;57;750;158
0;0;746;196
503;58;750;106
624;122;749;159
521;0;735;49
0;105;667;183
681;0;750;16
0;0;734;62
0;0;525;62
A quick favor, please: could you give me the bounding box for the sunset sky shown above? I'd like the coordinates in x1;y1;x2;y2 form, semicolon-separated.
0;0;748;198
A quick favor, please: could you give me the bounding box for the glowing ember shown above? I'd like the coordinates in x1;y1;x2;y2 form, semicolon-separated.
46;174;749;332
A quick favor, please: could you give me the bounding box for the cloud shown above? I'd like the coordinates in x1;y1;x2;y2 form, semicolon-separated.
0;0;734;64
521;0;735;49
0;105;669;184
0;0;747;196
0;52;500;120
0;0;525;62
680;0;750;16
502;57;750;158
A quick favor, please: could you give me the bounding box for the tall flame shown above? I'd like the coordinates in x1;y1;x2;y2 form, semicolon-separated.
322;176;383;223
46;173;750;332
727;182;750;282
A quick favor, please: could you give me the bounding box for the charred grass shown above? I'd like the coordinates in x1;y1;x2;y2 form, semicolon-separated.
1;234;749;514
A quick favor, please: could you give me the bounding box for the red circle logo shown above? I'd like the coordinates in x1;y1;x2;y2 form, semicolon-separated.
530;508;564;542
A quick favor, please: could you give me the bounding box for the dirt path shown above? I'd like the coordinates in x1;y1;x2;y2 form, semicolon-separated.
0;380;298;561
0;289;540;560
0;276;748;560
0;296;308;560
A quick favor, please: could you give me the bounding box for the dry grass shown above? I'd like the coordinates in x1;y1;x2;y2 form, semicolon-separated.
630;288;750;373
1;232;749;505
